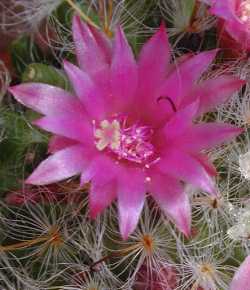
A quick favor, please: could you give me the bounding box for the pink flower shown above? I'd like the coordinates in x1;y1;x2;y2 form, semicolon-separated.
230;255;250;290
202;0;250;51
9;16;245;239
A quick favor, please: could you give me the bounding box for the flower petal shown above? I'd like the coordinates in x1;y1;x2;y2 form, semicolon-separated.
159;49;218;105
175;123;243;152
110;26;138;110
127;24;171;126
163;101;199;140
34;114;93;144
9;83;84;116
166;53;193;76
63;60;107;119
225;19;250;50
26;145;89;185
48;136;77;153
138;22;170;94
148;172;191;236
230;255;250;290
117;168;146;239
194;153;217;177
90;181;116;219
181;75;245;115
88;23;112;63
209;0;237;21
157;148;218;195
72;15;110;76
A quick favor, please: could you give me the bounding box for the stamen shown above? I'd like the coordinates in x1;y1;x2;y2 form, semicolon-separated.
94;118;157;165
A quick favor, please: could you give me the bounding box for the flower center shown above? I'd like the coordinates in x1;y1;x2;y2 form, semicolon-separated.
238;0;250;26
94;118;156;165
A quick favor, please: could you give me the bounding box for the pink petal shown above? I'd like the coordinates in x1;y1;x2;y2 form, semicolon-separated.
132;24;171;126
63;60;107;119
230;255;250;290
88;24;112;63
225;19;250;50
148;172;191;236
138;22;170;94
89;181;116;219
209;0;237;21
26;145;89;185
117;168;146;239
175;123;243;152
163;101;199;140
72;15;110;76
181;76;245;115
48;136;77;153
33;114;93;144
80;155;118;185
159;49;218;106
166;53;193;76
194;153;217;177
110;26;138;111
157;148;218;195
9;83;85;116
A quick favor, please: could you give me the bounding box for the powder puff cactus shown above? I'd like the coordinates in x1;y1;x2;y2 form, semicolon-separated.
201;0;250;52
9;15;245;239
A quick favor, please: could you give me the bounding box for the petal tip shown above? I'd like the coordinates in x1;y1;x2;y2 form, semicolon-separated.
121;230;130;241
25;176;36;185
89;203;102;220
8;85;17;95
239;79;247;86
8;85;25;99
72;14;82;27
119;218;136;240
183;226;191;238
89;210;98;220
159;20;166;32
178;217;191;237
62;59;74;72
237;127;245;134
115;25;125;42
207;48;220;59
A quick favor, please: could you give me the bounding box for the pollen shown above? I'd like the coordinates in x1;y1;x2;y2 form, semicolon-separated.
94;119;121;151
